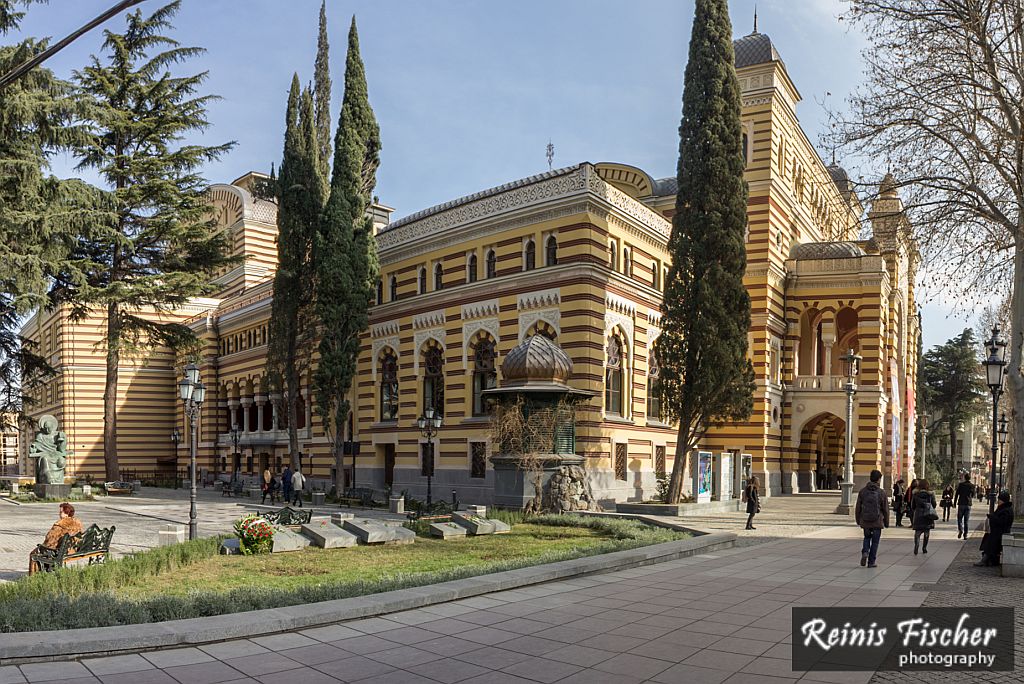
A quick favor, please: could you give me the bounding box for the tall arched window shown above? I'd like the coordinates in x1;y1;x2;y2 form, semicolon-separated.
418;267;427;294
623;248;632;277
609;240;619;270
605;334;625;416
434;263;443;291
389;276;398;301
545;236;558;266
379;350;399;421
423;345;445;417
472;337;497;416
524;240;536;271
485;250;497;279
376;278;383;305
651;261;660;290
647;345;661;422
468;253;478;283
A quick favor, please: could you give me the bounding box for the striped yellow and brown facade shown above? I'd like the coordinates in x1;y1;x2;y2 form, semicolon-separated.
21;29;920;500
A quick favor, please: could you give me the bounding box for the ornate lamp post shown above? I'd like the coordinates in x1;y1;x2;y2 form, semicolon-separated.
998;413;1009;490
230;423;241;481
838;349;861;514
416;407;442;506
982;327;1007;514
171;428;182;489
919;412;928;481
177;363;206;540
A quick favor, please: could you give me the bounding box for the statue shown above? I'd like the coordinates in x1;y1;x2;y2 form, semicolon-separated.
30;415;69;485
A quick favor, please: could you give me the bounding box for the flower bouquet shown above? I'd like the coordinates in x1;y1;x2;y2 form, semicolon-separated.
234;513;275;555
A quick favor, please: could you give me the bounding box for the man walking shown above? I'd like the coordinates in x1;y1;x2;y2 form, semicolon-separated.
281;463;293;507
954;473;975;539
291;466;305;507
856;469;889;568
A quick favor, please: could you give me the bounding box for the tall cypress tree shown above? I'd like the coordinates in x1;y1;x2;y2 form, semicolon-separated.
266;75;323;466
657;0;754;504
313;0;332;182
0;1;93;421
53;1;236;480
314;16;380;488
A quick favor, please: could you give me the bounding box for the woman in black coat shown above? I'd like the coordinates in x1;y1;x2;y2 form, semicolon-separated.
977;491;1014;566
744;476;760;530
910;480;937;555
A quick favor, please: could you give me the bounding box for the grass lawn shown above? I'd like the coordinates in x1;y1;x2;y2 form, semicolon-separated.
0;514;688;632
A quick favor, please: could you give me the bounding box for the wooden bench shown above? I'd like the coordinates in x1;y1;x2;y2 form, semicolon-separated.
338;487;379;508
29;524;116;572
104;481;133;496
261;506;312;526
221;479;244;497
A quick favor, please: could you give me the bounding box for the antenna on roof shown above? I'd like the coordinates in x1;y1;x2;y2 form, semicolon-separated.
753;5;758;33
546;139;555;171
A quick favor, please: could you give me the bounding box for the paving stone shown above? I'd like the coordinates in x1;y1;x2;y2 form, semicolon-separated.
366;645;444;668
277;643;351;666
250;632;318;651
412;657;491;683
542;644;615;668
100;671;178;684
142;647;216;669
162;661;244;684
20;662;91;682
198;641;271;660
312;655;396;681
82;655;153;676
454;647;532;669
0;667;24;684
500;657;582;683
220;653;300;677
254;671;337;684
650;663;733;684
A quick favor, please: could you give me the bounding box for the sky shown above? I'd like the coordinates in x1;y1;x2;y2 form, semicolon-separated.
13;0;977;351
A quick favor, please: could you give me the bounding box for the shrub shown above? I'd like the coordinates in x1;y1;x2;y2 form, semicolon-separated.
232;514;274;555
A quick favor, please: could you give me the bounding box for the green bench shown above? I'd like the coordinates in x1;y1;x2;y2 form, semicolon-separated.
222;479;244;497
30;524;116;572
339;487;379;508
261;506;312;526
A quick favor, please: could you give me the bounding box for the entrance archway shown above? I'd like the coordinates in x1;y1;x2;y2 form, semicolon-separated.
797;412;845;492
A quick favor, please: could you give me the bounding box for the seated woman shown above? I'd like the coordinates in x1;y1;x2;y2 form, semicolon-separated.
28;502;83;575
977;491;1014;567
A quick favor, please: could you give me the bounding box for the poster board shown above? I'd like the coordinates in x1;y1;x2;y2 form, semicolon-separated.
693;450;713;503
716;452;733;501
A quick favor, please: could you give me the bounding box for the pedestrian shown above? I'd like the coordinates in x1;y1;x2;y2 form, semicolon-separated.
892;479;906;527
978;484;985;503
827;465;834;490
291;466;305;507
905;478;918;515
261;475;274;504
940;484;953;522
953;473;975;539
976;491;1014;567
856;469;889;568
281;463;293;505
743;476;760;530
910;479;937;555
28;502;83;575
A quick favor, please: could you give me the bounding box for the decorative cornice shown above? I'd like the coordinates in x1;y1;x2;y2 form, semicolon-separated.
462;299;499;321
371;322;400;338
518;289;560;311
413;310;446;330
606;292;637;318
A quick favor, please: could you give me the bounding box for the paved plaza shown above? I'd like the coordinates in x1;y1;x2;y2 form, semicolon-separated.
0;492;1007;683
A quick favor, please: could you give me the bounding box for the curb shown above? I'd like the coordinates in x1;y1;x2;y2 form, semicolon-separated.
0;532;736;663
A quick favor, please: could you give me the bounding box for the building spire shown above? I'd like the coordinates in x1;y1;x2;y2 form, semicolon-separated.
753;5;758;33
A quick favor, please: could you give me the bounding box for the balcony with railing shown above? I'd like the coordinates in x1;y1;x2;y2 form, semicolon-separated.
794;375;848;391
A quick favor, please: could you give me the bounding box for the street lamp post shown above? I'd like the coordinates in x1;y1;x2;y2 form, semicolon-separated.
919;412;928;482
998;413;1009;490
982;327;1007;515
416;407;443;506
177;363;206;540
230;423;240;482
171;429;182;489
837;349;861;515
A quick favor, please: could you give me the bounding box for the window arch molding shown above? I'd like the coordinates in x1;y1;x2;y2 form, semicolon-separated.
378;347;399;422
485;249;497;279
605;328;631;418
523;239;536;271
389;276;398;301
469;332;498;417
545;235;558;267
467;252;478;283
433;262;443;291
421;341;446;418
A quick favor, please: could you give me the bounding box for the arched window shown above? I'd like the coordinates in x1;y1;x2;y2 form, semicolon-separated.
434;263;443;291
605;334;625;416
389;276;398;301
472;337;497;416
485;250;497;279
418;267;427;294
609;241;619;270
647;345;661;422
652;261;660;290
623;248;632;277
524;240;536;271
379;350;399;421
423;346;445;418
545;236;558;266
376;278;383;305
468;253;478;283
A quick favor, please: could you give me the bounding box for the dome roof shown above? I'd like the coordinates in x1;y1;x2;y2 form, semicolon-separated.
733;31;783;69
500;334;573;388
790;241;867;260
827;164;853;194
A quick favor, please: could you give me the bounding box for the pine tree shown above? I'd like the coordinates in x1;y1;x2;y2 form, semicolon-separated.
54;1;237;480
920;329;987;480
656;0;755;504
313;0;332;182
266;76;324;466
0;2;95;422
314;16;380;488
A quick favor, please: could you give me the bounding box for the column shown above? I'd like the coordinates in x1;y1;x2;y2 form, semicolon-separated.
303;388;312;432
240;397;253;432
269;393;281;431
255;395;267;432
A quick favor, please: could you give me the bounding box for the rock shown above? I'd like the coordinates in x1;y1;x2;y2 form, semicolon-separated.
430;522;468;539
300;520;358;549
271;526;312;553
220;538;242;555
545;464;601;513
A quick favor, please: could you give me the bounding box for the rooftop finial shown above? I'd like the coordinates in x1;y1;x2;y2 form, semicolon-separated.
546;139;555;171
753;5;758;33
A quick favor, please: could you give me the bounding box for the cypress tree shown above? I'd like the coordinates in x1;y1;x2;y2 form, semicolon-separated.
656;0;755;504
314;16;380;488
50;1;237;480
314;0;332;181
266;76;324;466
